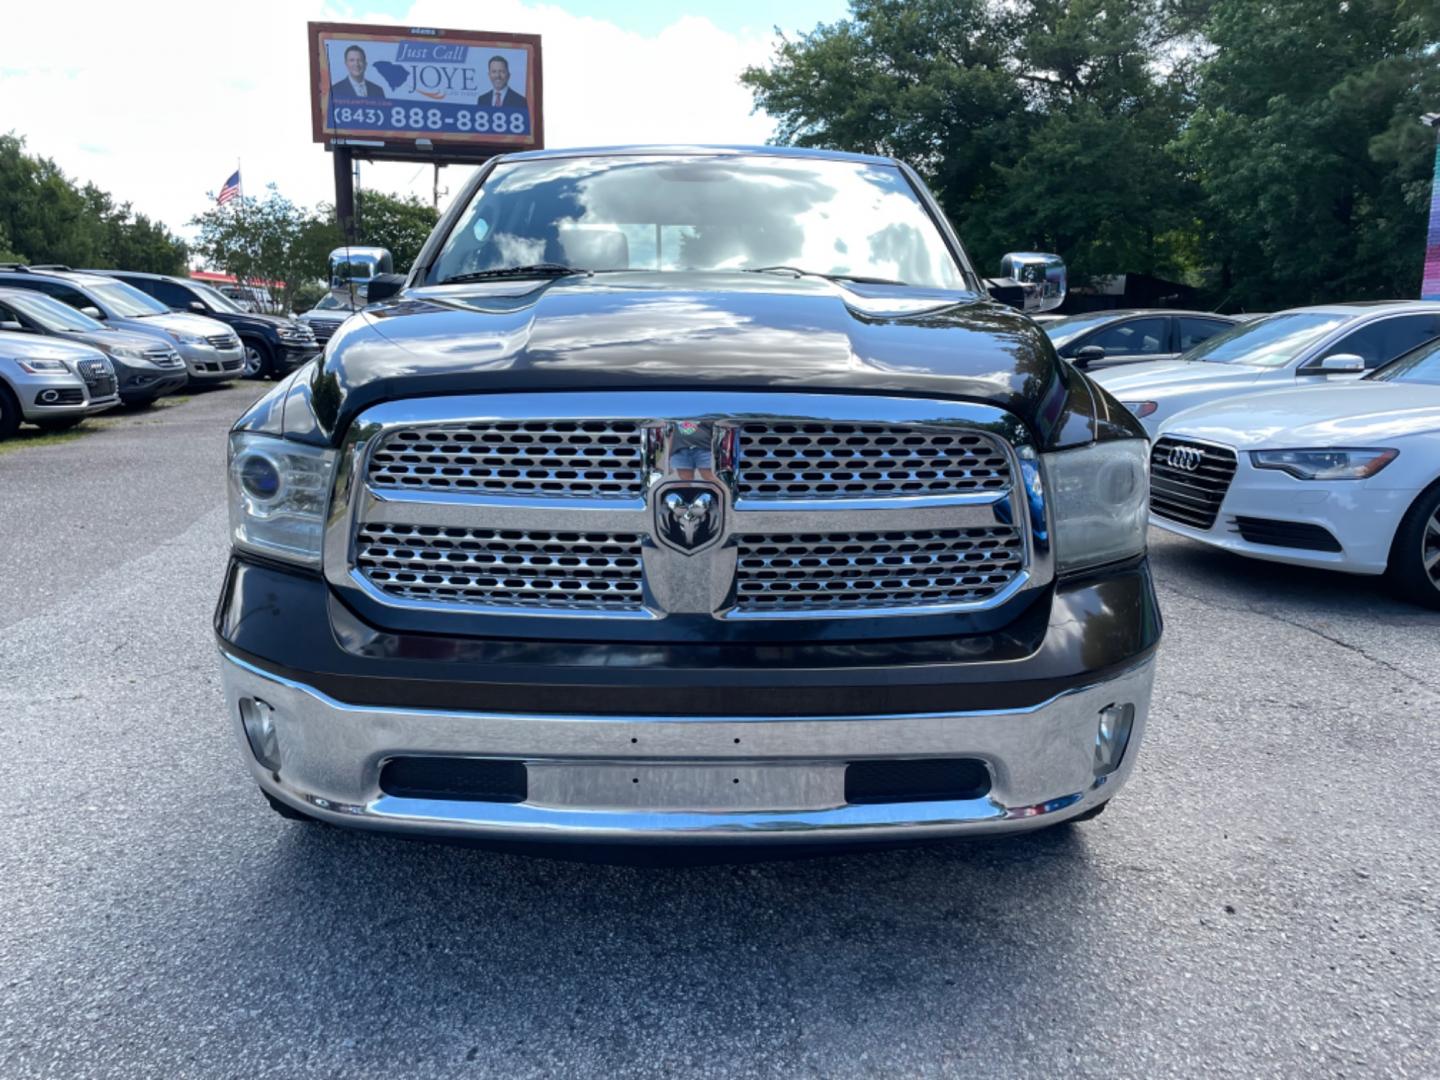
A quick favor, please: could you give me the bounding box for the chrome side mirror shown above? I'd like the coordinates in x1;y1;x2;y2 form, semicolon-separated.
988;252;1067;313
1316;353;1365;373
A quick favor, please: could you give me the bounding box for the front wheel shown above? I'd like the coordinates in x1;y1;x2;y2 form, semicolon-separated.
241;339;274;380
1386;484;1440;610
0;385;20;440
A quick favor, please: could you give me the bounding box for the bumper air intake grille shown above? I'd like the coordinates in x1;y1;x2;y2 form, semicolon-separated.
733;528;1025;613
1233;516;1343;553
380;757;527;803
1150;437;1238;530
737;422;1011;501
356;523;645;611
368;420;646;498
845;759;992;804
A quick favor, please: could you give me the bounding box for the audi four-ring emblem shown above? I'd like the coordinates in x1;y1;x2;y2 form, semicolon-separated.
1166;445;1205;471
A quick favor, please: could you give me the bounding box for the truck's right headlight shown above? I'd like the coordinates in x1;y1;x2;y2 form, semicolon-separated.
1043;439;1149;572
228;431;337;566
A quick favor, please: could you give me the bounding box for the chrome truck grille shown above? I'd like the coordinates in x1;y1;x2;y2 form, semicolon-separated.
368;420;645;498
734;528;1026;613
737;423;1010;500
327;393;1049;622
355;524;645;610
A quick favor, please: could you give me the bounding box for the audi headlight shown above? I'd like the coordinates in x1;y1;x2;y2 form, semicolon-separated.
15;357;70;373
228;432;337;565
1043;439;1149;572
1250;448;1397;480
1123;401;1158;419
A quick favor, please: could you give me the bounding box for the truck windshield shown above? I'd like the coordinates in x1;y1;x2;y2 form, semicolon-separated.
429;154;969;290
1183;312;1348;368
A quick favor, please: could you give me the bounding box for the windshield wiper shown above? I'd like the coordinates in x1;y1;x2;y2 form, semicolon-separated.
438;264;589;285
742;266;909;287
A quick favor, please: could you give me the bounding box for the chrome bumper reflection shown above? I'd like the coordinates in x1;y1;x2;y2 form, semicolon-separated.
220;652;1154;844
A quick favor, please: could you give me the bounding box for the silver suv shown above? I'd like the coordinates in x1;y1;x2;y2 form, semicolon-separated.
0;287;188;405
0;330;119;438
0;266;243;386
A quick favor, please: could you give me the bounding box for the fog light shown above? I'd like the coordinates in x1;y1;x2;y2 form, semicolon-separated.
38;389;60;404
239;697;281;771
1094;702;1134;777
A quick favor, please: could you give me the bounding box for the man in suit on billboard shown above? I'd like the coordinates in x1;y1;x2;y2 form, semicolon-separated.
331;45;387;101
479;55;527;109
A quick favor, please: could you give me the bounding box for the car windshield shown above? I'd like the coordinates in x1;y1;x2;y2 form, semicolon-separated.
1;290;105;332
429;154;969;290
189;281;245;313
1369;336;1440;385
88;279;171;317
1044;312;1128;349
1182;311;1349;367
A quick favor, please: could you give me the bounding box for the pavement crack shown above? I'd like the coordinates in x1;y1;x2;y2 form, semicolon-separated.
1158;581;1438;697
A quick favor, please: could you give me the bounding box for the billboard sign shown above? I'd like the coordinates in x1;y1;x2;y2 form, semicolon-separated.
309;22;543;160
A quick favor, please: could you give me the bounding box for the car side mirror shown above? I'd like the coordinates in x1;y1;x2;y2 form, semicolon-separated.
0;320;23;332
364;273;406;306
80;306;103;320
1073;345;1106;370
987;252;1067;313
190;300;207;314
1315;353;1365;373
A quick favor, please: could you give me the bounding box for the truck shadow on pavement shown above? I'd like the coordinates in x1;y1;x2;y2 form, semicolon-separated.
215;822;1109;1064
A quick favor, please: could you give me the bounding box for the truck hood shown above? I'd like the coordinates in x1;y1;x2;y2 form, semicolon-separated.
1091;359;1272;397
306;272;1092;446
1161;381;1440;448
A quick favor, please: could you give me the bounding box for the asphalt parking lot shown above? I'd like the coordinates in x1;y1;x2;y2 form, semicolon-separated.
1;383;1437;1079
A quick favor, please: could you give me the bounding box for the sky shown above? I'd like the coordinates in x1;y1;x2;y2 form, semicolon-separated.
0;0;848;243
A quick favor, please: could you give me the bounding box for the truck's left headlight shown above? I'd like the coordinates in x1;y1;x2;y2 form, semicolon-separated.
1043;439;1149;572
228;432;337;566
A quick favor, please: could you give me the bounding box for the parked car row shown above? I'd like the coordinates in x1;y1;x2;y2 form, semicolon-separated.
0;264;324;440
1054;301;1440;609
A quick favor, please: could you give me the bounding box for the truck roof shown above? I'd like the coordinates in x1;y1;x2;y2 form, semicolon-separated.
497;144;898;166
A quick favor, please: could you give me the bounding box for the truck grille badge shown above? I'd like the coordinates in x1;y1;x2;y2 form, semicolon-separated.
655;484;724;554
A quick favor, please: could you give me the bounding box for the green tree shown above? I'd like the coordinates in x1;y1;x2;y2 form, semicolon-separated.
1177;0;1440;307
0;133;186;273
355;190;440;273
742;0;1199;284
190;185;325;311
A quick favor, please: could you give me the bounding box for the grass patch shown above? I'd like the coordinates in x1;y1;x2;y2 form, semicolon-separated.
0;426;94;455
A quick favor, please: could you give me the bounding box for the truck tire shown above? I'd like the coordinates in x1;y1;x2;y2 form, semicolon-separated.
241;338;275;380
0;384;19;440
264;790;320;823
1385;481;1440;610
1067;798;1110;823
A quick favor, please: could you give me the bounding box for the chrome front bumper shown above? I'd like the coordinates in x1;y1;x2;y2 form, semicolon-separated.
221;651;1154;845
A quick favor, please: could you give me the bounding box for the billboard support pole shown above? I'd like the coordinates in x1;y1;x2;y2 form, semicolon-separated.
333;145;356;242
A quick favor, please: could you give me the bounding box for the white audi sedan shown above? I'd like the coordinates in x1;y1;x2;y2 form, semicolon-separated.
1148;336;1440;607
1094;301;1440;436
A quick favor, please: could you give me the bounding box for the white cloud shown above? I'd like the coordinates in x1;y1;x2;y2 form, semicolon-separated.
0;0;779;250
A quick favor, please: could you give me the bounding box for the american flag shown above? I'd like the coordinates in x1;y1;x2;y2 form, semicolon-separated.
217;170;241;206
